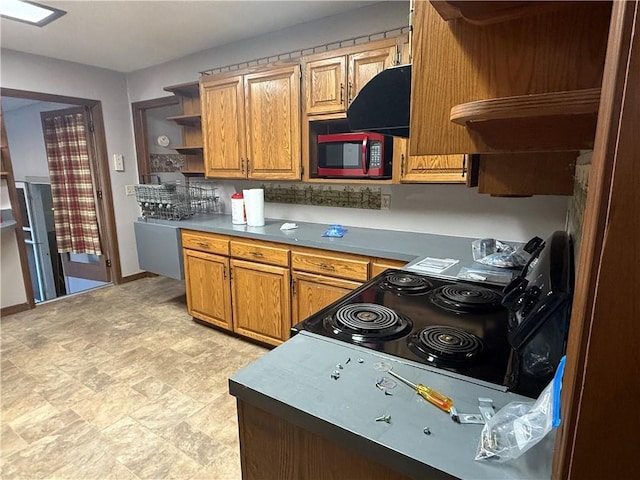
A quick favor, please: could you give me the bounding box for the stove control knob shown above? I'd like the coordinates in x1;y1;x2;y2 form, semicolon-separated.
520;286;542;316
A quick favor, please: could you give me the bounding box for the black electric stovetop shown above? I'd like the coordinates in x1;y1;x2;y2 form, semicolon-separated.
292;269;513;389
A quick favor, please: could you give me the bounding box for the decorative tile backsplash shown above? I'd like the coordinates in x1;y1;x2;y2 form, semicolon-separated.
150;154;185;173
261;183;382;210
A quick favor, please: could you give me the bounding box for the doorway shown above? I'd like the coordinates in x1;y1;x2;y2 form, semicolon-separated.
1;88;120;308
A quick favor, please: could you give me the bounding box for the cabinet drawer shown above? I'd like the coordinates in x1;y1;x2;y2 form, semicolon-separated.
291;248;369;281
181;230;229;255
230;239;290;267
370;258;408;278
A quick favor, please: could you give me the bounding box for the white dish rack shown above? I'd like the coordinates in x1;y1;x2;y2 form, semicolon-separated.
135;182;220;220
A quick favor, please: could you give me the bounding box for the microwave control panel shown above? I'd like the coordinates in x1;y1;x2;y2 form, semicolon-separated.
370;142;382;168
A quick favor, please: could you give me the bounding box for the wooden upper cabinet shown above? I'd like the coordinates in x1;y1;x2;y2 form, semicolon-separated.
305;56;347;115
244;65;301;180
401;152;467;183
348;45;397;103
303;38;399;117
201;75;246;178
200;64;301;180
410;0;611;155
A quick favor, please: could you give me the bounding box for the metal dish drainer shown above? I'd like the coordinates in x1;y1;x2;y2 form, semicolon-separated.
135;182;220;220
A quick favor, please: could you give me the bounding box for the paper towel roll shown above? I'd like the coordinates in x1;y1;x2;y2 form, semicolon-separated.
243;188;265;227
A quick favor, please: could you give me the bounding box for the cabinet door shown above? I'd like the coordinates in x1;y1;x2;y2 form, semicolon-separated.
244;65;301;180
347;46;397;104
402;153;467;183
183;249;232;331
201;75;246;178
304;56;347;115
393;137;467;184
231;259;291;346
292;271;362;326
370;259;407;278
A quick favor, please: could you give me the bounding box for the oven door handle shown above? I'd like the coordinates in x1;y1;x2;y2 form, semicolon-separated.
362;137;369;174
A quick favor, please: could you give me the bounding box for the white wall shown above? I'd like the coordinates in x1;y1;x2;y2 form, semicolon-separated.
126;2;410;101
3;101;74;182
1;49;141;278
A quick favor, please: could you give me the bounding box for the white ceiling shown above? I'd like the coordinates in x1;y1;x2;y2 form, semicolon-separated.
0;0;378;73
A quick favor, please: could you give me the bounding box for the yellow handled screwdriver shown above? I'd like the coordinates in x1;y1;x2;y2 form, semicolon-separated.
387;369;454;413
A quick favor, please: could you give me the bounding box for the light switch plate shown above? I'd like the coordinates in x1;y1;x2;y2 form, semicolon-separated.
113;154;124;171
125;185;136;196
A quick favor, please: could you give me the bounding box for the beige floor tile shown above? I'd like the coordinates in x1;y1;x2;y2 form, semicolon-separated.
2;418;102;479
0;276;266;479
188;445;242;480
50;448;139;480
71;383;148;430
9;403;80;444
102;417;202;480
129;389;204;436
0;424;28;458
130;376;172;400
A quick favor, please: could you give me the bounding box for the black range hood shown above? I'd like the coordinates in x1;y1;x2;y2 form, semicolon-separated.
346;64;411;138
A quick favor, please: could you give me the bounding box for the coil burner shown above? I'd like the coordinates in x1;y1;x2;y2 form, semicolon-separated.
408;325;484;364
325;303;412;342
380;272;433;295
430;284;502;313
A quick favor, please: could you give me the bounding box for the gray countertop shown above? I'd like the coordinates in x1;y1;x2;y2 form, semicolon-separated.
138;214;517;283
229;331;555;480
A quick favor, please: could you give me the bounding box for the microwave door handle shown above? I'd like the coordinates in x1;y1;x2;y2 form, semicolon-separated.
362;137;369;173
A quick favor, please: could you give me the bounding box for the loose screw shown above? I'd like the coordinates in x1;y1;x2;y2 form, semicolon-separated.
331;371;340;380
345;358;351;364
375;415;391;423
423;427;431;435
357;358;364;364
384;390;393;396
336;363;344;370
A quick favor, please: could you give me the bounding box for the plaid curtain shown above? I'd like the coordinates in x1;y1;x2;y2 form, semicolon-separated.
42;111;102;255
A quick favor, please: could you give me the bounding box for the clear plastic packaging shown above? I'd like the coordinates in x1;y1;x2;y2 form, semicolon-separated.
475;356;566;463
472;238;529;268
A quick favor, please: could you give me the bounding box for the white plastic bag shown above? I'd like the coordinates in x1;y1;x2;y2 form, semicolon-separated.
471;238;529;268
475;357;566;462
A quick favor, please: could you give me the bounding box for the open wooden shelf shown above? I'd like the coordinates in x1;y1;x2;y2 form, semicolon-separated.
450;88;601;150
173;145;203;155
163;81;200;97
166;113;201;126
429;1;574;25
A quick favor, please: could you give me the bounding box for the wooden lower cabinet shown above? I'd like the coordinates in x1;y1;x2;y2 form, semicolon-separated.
231;259;291;346
237;400;409;480
182;229;411;345
291;271;362;325
370;258;408;278
183;248;232;331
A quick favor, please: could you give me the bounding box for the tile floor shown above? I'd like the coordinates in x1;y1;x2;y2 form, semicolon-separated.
0;276;268;479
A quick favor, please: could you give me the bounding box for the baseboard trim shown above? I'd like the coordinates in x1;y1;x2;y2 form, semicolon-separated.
120;272;157;284
1;302;32;317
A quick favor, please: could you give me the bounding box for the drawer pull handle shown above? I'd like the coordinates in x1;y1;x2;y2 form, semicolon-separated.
318;262;335;271
197;242;210;248
251;251;264;257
